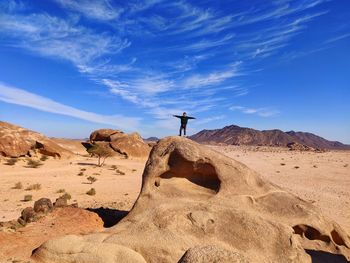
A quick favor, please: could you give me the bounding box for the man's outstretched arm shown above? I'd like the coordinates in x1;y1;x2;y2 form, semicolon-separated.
187;116;196;119
173;115;182;118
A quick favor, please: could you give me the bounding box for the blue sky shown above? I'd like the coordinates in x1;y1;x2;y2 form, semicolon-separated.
0;0;349;142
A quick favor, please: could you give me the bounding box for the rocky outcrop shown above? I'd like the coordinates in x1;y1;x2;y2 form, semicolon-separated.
87;129;151;159
0;121;73;158
89;129;124;142
32;137;350;262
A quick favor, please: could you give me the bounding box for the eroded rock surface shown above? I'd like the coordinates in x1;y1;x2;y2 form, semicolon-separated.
0;121;73;158
32;137;350;263
88;129;150;158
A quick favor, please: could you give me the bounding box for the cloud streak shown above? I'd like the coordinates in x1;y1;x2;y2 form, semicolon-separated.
230;106;280;117
0;83;140;129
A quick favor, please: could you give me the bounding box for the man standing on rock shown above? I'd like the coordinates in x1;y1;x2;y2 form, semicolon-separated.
173;112;196;137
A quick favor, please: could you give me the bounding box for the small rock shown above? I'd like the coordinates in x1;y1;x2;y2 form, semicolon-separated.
34;198;53;213
21;207;37;223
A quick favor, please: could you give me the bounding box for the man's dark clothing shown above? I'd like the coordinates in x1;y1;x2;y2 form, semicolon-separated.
174;115;195;136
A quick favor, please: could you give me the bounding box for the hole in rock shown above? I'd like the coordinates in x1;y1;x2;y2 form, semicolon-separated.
158;150;221;198
87;208;128;228
306;250;349;263
293;225;331;243
331;230;347;247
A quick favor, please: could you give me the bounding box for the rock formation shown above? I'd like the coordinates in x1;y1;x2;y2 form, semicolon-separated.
32;137;350;263
87;129;151;158
0;121;73;158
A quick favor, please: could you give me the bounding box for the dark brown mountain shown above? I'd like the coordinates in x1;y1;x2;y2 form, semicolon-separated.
189;125;350;150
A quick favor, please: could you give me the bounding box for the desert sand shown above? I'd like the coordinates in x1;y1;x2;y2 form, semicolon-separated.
0;138;349;262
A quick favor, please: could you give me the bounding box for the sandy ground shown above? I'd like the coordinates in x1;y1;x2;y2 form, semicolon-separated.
211;145;350;233
0;142;349;236
0;154;145;222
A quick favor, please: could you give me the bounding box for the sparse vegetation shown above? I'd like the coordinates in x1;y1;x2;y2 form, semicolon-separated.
12;182;23;189
60;192;71;200
313;165;318;168
280;163;286;166
77;172;84;176
92;172;100;175
116;169;125;175
87;144;114;167
5;158;18;166
294;166;300;169
80;168;87;171
26;159;43;168
110;165;118;170
25;183;41;191
344;164;349;168
56;189;65;193
86;188;96;196
23;195;32;202
132;169;137;172
40;155;49;161
87;176;97;184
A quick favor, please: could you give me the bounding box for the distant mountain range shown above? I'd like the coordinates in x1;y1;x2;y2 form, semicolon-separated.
189;125;350;150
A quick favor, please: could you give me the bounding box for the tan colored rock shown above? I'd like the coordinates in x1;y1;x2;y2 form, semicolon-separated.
0;121;73;158
32;137;350;263
89;129;124;142
179;245;249;263
109;132;150;158
88;129;150;158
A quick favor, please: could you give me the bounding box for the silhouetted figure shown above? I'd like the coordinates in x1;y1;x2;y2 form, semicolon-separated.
173;112;196;136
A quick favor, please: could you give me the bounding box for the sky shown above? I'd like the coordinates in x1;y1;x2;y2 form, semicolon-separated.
0;0;349;143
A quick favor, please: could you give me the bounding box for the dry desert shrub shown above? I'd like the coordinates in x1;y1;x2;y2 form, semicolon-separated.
5;158;18;166
77;172;84;176
80;168;87;171
294;166;300;169
87;176;97;184
23;195;32;202
280;163;286;166
116;169;125;175
86;188;96;196
60;192;71;200
40;155;49;161
25;183;41;191
56;189;65;193
12;182;23;189
26;159;43;168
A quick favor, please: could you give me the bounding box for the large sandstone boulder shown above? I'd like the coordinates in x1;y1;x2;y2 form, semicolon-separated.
88;129;150;158
0;121;73;158
110;132;151;158
32;137;350;262
89;129;124;142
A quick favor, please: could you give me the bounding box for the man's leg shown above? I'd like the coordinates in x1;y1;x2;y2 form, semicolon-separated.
184;125;186;136
179;126;182;136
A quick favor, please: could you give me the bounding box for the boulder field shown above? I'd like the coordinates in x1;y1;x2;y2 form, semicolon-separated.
32;137;350;262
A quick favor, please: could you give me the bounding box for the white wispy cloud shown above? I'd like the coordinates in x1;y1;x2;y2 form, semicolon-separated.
0;83;140;129
230;105;280;117
0;12;130;72
54;0;122;21
324;33;350;44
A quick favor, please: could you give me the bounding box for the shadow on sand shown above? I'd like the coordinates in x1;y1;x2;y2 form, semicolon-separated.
306;250;349;263
87;207;128;228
